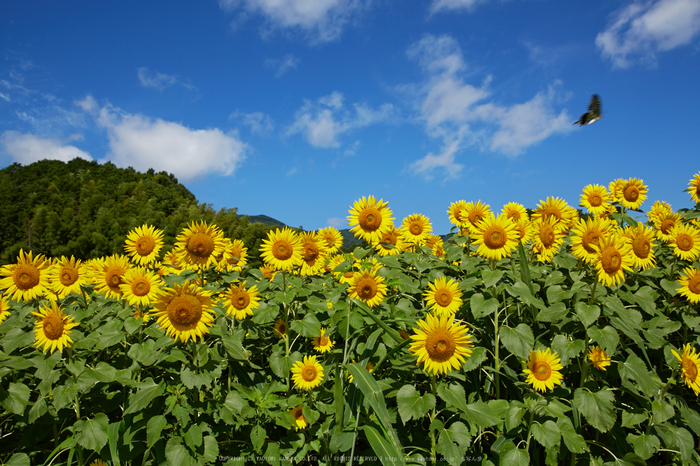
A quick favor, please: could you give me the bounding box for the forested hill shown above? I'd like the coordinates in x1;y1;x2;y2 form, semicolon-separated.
0;158;279;265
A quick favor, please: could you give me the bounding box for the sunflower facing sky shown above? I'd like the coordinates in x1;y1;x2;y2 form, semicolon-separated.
222;282;260;320
672;344;700;396
621;224;657;270
47;255;87;300
531;197;577;228
501;202;528;223
297;232;328;276
531;217;567;263
472;214;519;261
653;211;681;243
0;249;51;302
175;221;227;270
580;184;613;216
93;254;131;300
32;302;79;354
447;200;470;230
312;328;335;353
669;224;700;262
619;178;648;210
570;217;614;264
348;269;388;308
409;313;474;375
423;277;463;316
124;224;164;265
347;196;394;244
291;355;324;390
152;281;215;343
688;172;700;204
462;200;492;235
400;214;433;246
523;348;564;393
588;346;611;371
119;267;164;307
317;227;343;255
0;294;11;324
216;238;249;273
678;267;700;304
594;234;634;287
372;225;406;257
260;227;304;272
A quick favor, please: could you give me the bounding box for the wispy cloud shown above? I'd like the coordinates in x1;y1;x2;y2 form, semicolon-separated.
287;91;397;148
137;67;196;91
230;110;275;136
429;0;491;15
405;34;573;179
218;0;369;43
265;54;299;77
0;130;92;164
596;0;700;68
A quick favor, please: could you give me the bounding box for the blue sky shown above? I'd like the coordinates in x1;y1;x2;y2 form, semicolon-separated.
1;0;699;234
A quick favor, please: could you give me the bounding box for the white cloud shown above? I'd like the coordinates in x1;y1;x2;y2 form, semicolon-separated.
287;91;397;148
230;111;275;135
326;217;345;228
409;137;464;180
0;131;93;164
596;0;700;68
429;0;490;14
137;67;195;91
219;0;367;42
265;54;300;77
93;105;246;181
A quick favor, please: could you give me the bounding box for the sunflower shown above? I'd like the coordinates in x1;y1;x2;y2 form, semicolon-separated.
32;302;79;354
312;328;335;353
619;178;648;210
514;219;535;244
594;234;634;287
671;344;700;396
291;355;324;390
653;211;681;243
670;224;700;261
373;225;406;257
47;256;87;299
124;224;164;265
152;282;215;343
274;318;287;338
531;217;567;263
608;178;626;203
501;202;529;223
588;346;611;371
120;267;164;307
688;172;700;204
424;277;462;316
222;282;260;320
89;461;108;466
647;200;673;224
216;238;248;272
463;200;492;235
260;227;304;271
409;313;474;375
401;214;433;246
93;254;131;300
678;267;700;304
317;227;343;254
259;265;277;281
290;405;308;430
425;234;445;258
570;217;614;264
175;221;226;269
472;214;519;261
580;184;613;216
621;224;657;270
523;348;564;393
447;200;471;229
0;249;50;302
297;232;328;276
0;294;11;324
348;270;388;308
158;250;185;277
347;196;394;244
531;197;577;228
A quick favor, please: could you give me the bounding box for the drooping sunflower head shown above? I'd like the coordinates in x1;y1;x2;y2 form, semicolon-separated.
593;234;634;287
291;355;324;390
290;405;308;430
274;318;287;338
514;219;535;244
47;255;86;299
620;178;648;210
687;172;700;204
120;267;164;307
260;227;304;272
125;224;165;265
472;214;519;261
580;184;612;216
373;225;406;257
0;294;11;324
424;276;463;316
447;200;471;228
670;224;700;262
174;221;227;269
222;282;260;320
0;249;50;302
94;254;131;300
216;238;249;272
347;196;394;244
312;328;335;353
588;346;611;371
621;224;657;270
297;232;328;276
348;270;388;308
678;267;700;304
672;344;700;396
570;217;614;264
523;348;564;393
32;301;79;354
501;202;529;223
401;214;433;246
409;313;474;375
152;281;215;343
317;227;343;254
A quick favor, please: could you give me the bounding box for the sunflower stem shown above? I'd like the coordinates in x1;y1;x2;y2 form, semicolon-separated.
524;407;535;453
429;374;438;464
588;279;597;306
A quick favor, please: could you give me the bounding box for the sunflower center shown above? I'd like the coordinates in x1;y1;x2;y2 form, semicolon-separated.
229;248;243;264
689;275;700;295
683;358;698;382
59;266;79;286
277;322;287;335
484;226;507;249
14;264;40;290
106;269;124;291
167;295;203;330
136;236;156;256
381;231;398;246
273;240;293;261
409;222;423;236
677;233;693;251
303;245;319;262
425;329;456;363
232;291;250;310
42;314;64;340
543;207;562;221
469;212;483;225
582;231;602;254
302;365;318;382
358;208;382;232
660;219;676;235
357;277;377;300
435;290;453;307
539;225;556;248
600;247;622;274
589;194;602;207
132;278;151;296
533;361;552;381
319;336;329;346
187;233;215;258
624;186;639;202
632;235;651;258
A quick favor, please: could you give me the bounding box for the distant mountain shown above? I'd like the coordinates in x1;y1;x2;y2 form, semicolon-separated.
243;214;363;250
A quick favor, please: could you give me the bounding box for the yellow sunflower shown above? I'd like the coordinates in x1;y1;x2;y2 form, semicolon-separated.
0;249;50;302
409;313;474;375
531;197;577;228
621;224;657;270
93;254;131;300
0;294;11;324
570;217;614;264
216;238;248;272
514;219;535;244
291;355;324;390
653;211;681;243
425;234;445;258
588;346;611;371
424;277;462;316
317;227;343;254
89;460;108;466
373;225;406;257
472;214;519;261
670;224;700;261
312;328;335;353
260;227;304;272
348;270;388;308
501;202;529;223
175;221;227;269
688;172;700;204
401;214;433;246
32;302;79;354
647;200;673;225
290;405;308;430
222;282;260;320
297;232;328;276
158;250;185;277
463;200;492;235
580;184;612;216
531;217;567;263
523;348;564;393
447;200;471;229
120;267;164;307
594;234;634;287
274;318;287;338
47;256;87;300
152;281;215;343
124;224;164;265
347;196;394;244
619;178;648;210
608;178;626;203
672;344;700;396
259;264;277;281
678;267;700;304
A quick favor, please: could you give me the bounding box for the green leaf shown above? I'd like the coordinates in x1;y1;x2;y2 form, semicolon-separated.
290;312;321;338
557;418;588;453
618;354;658;397
505;403;526;431
202;435;220;463
147;415;167;448
628;433;659;460
107;421;121;466
587;326;619;354
465;400;501;428
499;324;534;360
396;384;435;425
361;423;407;466
537;302;568;323
28;398;47;423
651;400;675;424
220;391;253;424
531;420;560;449
482;269;504;288
165;437;197;466
574;388;616;432
436;426;465;466
506;281;544;309
74;413;109;452
2;328;35;354
2;383;30;415
222;333;249;361
575;302;600;328
550;334;584;366
546;285;571;304
184;424;203;450
437;383;468;415
660;278;678;296
251;425;266;453
633;286;657;315
4;453;30;466
499;442;529;466
124;378;164;415
621;410;648;428
463;346;488;372
470;293;499;318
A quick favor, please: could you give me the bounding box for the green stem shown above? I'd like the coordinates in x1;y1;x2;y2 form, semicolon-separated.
525;408;535;453
430;374;438;464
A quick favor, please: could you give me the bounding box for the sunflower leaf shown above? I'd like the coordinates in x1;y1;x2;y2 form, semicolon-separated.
1;382;30;415
557;417;588;453
465;400;501;428
499;442;529;466
74;412;109;452
147;415;167;448
470;293;498;319
290;312;321;338
628;433;660;460
573;388;616;432
165;436;198;466
124;378;164;415
396;384;435;425
575;302;600;328
531;420;560;449
586;326;619;354
360;423;407;466
436;382;468;415
618;354;658;397
250;424;266;453
499;324;534;360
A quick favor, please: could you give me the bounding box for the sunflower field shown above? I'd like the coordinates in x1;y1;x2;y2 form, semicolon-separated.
1;174;700;466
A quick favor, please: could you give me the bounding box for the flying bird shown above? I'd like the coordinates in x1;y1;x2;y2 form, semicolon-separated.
574;94;602;126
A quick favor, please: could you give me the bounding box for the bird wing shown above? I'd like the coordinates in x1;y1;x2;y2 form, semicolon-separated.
588;94;601;115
